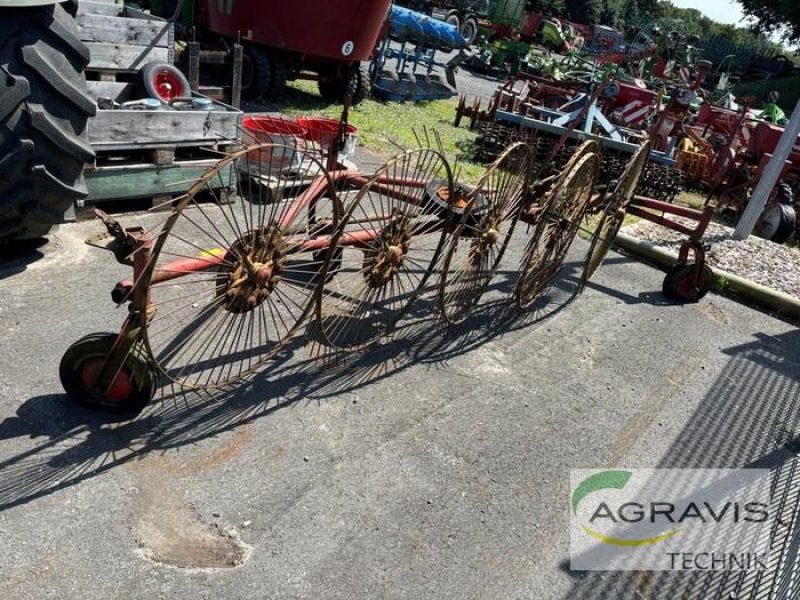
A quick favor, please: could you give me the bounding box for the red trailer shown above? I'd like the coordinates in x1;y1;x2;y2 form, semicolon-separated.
158;0;392;101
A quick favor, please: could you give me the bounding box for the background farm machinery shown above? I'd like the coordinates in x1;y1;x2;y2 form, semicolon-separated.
454;62;800;244
147;0;391;102
370;4;470;101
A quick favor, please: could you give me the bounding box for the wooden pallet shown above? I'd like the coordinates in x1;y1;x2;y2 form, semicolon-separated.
75;0;242;209
83;146;237;210
77;0;173;89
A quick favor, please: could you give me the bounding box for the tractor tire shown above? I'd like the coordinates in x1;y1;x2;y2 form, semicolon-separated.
241;44;271;100
0;3;96;245
318;62;371;105
268;51;288;99
754;203;796;244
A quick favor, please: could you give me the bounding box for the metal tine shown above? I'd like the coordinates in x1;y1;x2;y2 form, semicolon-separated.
411;128;422;149
422;126;432;149
149;192;189;212
432;129;446;157
384;134;407;154
196;146;235;157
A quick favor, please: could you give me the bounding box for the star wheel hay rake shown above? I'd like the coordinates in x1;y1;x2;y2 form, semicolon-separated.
60;140;458;413
437;142;532;325
580;139;651;291
514;149;601;310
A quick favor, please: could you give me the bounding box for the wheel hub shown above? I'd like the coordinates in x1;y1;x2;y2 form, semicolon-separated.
217;227;288;313
363;214;412;288
469;215;501;266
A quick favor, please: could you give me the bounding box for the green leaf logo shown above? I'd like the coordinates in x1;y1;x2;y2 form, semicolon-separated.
572;470;681;547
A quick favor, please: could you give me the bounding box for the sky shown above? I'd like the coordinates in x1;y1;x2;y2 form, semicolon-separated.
667;0;747;27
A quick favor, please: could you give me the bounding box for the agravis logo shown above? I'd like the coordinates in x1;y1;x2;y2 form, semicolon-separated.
569;468;774;571
571;470;681;547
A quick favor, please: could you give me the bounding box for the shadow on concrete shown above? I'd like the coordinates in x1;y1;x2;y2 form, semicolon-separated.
0;237;48;280
0;258;586;513
559;328;800;599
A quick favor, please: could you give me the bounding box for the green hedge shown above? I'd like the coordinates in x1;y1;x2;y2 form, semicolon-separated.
732;75;800;112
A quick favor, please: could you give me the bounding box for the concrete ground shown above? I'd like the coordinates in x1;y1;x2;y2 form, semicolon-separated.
2;60;800;600
1;204;799;598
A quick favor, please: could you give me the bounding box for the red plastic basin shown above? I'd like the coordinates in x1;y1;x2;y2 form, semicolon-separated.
297;117;358;152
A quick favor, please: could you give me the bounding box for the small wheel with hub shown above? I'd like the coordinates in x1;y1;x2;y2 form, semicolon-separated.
662;262;713;302
59;333;157;413
136;62;191;103
515;151;600;310
315;147;453;350
438;142;532;324
580;140;651;291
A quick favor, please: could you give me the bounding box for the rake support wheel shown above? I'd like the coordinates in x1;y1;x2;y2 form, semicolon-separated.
580;140;651;290
316;148;453;350
60;332;156;413
438;142;532;324
515;151;600;309
663;262;712;302
140;144;341;391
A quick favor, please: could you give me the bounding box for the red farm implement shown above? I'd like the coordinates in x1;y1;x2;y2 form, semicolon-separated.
62;109;669;414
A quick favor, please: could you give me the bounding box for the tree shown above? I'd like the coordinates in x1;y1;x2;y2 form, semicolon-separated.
739;0;800;43
600;0;617;26
526;0;566;16
623;0;639;27
565;0;601;24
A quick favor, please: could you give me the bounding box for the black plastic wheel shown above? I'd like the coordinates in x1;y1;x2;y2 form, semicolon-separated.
241;44;271;99
0;3;96;244
662;263;713;302
59;333;157;413
135;61;191;103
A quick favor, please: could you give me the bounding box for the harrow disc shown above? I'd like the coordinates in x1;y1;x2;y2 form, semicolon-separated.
580;140;651;290
315;147;453;350
515;151;600;309
438;142;532;324
140;143;341;391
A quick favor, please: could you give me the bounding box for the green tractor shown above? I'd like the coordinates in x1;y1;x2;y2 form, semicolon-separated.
0;0;96;246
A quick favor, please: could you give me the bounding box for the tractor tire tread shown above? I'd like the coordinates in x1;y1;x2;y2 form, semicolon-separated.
0;3;95;245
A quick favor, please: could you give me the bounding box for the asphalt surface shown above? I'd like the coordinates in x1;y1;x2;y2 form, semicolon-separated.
2;201;800;599
2;69;800;600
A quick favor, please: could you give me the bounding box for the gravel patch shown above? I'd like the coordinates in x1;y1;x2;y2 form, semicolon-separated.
623;217;800;299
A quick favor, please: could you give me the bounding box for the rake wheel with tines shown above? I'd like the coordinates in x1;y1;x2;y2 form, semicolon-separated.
580;140;651;291
140;144;342;392
438;142;532;325
315;148;453;351
515;150;601;310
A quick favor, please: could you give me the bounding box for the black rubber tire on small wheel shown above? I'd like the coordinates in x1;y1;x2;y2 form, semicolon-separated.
135;61;191;103
318;62;371;104
754;203;796;244
0;3;96;245
445;11;460;30
662;263;713;302
59;333;157;414
241;44;271;99
460;16;479;46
